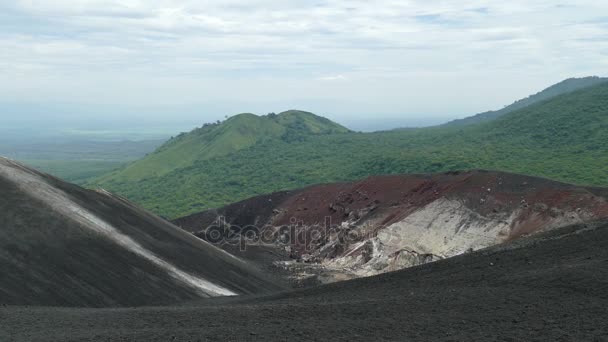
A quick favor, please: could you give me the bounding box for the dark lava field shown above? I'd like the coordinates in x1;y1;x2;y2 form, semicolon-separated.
3;220;608;341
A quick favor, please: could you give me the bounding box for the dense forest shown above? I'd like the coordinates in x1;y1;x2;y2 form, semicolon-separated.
90;82;608;219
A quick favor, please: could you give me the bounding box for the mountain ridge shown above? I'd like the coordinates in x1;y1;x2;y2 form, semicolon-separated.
96;110;350;182
91;80;608;219
442;76;608;127
173;169;608;284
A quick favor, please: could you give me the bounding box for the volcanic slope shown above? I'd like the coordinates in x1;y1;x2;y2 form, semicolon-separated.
3;220;608;341
0;157;283;307
174;170;608;283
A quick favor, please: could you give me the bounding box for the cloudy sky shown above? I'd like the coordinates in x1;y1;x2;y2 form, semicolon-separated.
1;0;607;129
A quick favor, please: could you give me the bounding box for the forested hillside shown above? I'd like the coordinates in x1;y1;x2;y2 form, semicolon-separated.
443;76;607;126
91;83;608;219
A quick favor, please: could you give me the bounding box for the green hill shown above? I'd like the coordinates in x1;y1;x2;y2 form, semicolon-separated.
443;76;607;127
90;82;608;219
95;110;350;182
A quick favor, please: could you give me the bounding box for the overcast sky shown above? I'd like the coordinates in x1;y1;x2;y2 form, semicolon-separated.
1;0;607;129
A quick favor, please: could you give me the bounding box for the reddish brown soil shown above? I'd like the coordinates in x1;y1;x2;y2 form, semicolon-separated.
174;170;608;258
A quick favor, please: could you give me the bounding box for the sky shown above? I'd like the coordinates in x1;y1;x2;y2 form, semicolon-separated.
1;0;607;131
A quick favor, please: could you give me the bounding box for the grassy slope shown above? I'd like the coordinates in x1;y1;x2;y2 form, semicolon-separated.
91;83;608;219
443;76;607;126
97;110;349;182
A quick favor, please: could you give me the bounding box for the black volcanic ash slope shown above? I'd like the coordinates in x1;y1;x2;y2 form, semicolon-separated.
0;157;284;307
2;220;608;341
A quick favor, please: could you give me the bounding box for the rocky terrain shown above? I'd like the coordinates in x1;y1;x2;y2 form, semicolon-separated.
174;170;608;284
0;157;283;307
3;219;608;341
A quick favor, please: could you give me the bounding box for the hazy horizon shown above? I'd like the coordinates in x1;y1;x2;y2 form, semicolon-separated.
2;1;608;138
0;100;463;138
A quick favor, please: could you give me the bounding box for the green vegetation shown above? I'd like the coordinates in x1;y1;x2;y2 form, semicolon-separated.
3;139;163;184
95;110;350;182
22;160;126;184
443;76;607;127
90;84;608;219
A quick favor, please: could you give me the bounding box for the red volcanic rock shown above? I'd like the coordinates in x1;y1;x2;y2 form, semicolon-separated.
174;170;608;281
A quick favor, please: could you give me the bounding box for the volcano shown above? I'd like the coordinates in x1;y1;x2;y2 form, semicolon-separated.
3;219;608;341
0;157;283;307
174;170;608;284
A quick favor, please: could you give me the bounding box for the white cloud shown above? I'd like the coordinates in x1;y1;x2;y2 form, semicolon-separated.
0;0;606;122
318;75;347;81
